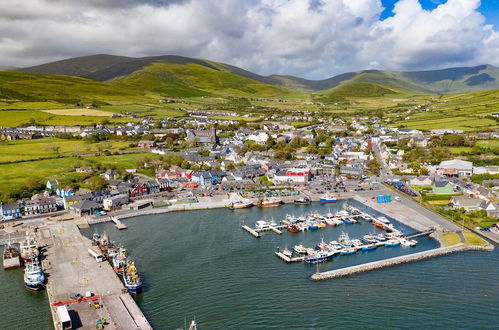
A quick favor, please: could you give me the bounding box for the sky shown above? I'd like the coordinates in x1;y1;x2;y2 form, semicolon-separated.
1;0;499;79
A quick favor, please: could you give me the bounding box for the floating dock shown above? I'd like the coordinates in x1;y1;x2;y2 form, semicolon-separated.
242;224;287;237
112;216;128;230
275;251;304;263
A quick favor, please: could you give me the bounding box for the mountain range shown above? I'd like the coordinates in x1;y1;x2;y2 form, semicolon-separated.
15;54;499;95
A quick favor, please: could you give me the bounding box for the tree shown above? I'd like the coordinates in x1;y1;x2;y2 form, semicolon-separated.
419;167;429;175
87;175;107;191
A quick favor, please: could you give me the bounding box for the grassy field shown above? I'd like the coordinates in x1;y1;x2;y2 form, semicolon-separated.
41;108;114;116
449;147;473;154
0;138;134;163
477;140;499;149
440;232;461;246
463;231;489;246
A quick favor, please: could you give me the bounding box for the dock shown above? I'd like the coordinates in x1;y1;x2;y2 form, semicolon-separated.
242;225;260;238
111;216;128;230
38;223;151;329
275;251;304;263
242;224;287;237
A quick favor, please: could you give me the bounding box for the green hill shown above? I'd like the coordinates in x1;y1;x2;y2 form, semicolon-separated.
314;82;400;102
17;54;499;94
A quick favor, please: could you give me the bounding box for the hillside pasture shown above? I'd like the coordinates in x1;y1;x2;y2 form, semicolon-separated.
41;108;115;117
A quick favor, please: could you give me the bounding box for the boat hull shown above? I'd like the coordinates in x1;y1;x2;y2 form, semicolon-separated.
320;199;337;203
25;282;44;290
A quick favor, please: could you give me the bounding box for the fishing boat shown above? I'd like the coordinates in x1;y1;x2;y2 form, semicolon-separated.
287;224;301;233
340;247;357;255
294;196;311;205
384;240;401;247
338;232;352;247
3;243;21;269
362;234;376;244
320;193;337;203
24;260;45;290
92;233;100;245
112;248;127;273
373;233;387;241
362;244;377;251
229;200;253;209
304;249;335;264
293;245;309;254
123;261;142;294
257;198;281;208
19;232;39;263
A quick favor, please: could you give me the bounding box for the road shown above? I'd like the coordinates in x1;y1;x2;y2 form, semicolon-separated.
372;143;393;179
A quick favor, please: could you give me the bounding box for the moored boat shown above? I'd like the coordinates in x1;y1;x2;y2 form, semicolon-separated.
308;222;319;230
293;245;309;254
255;220;269;230
362;234;377;244
320;193;337;203
123;261;142;294
3;243;21;269
229;200;253;209
304;249;335;264
19;232;39;263
340;247;357;255
112;248;127;273
282;248;293;258
24;260;45;290
257;198;282;208
294;196;311;205
384;240;401;247
361;244;377;251
287;224;301;233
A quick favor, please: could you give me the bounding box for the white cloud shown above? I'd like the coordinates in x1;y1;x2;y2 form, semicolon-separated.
0;0;498;78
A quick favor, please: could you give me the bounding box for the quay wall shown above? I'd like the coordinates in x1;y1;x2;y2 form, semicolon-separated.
310;243;494;281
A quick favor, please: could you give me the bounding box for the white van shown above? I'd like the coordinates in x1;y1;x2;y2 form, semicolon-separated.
88;247;105;262
57;305;72;330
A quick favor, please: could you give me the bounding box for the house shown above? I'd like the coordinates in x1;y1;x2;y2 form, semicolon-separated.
101;169;120;181
409;136;428;148
0;202;22;219
340;167;364;177
56;187;75;198
186;129;219;146
103;194;130;211
63;195;85;210
272;168;311;184
432;180;454;194
46;180;59;191
450;196;483;211
246;132;269;145
69;200;102;217
191;171;225;186
408;176;433;186
437;159;473;177
24;197;57;216
138;140;157;149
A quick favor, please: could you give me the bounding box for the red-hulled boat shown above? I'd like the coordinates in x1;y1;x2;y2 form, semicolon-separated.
287;224;301;233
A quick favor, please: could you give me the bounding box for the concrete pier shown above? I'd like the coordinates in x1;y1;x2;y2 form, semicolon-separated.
310;243;494;281
38;222;152;329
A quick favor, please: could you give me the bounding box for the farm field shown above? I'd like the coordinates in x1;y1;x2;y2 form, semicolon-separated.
0;138;135;163
41;108;115;116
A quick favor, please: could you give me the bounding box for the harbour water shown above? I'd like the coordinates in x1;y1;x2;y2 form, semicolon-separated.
1;201;497;329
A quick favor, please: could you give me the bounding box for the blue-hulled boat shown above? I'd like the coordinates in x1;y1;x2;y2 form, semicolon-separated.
362;244;377;251
304;249;335;264
384;240;401;247
340;247;357;255
320;193;337;203
343;218;353;224
308;223;319;230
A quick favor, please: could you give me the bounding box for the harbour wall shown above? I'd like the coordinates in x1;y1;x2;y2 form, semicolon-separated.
310;243;494;281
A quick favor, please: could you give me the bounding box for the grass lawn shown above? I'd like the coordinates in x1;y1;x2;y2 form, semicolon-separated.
463;231;488;246
440;233;461;246
449;147;472;154
427;200;450;205
476;140;499;149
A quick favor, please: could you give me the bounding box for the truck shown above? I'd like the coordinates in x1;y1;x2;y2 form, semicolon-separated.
56;305;72;330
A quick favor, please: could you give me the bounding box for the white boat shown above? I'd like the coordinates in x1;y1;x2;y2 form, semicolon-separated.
255;220;269;230
351;239;363;247
24;260;45;290
304;249;335;263
377;216;390;224
400;238;417;247
282;248;293;258
269;218;278;227
19;232;39;263
293;245;309;254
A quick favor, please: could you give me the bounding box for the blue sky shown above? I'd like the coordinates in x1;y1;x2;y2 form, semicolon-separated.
381;0;499;26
